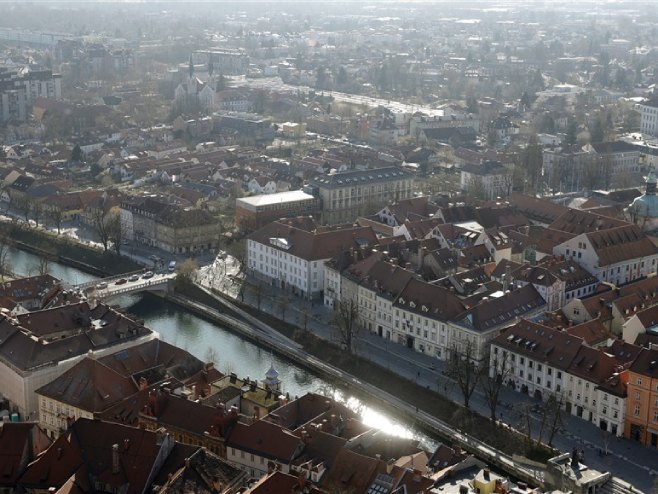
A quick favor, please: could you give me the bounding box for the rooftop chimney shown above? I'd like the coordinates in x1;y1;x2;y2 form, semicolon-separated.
111;443;120;474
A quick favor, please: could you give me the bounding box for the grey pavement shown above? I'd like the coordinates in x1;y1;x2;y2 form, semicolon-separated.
199;266;657;492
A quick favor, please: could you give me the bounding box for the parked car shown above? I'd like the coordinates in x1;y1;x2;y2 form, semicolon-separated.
96;282;108;290
128;274;139;282
142;271;154;279
115;278;127;285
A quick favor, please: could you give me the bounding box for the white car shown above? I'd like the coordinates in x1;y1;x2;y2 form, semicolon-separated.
142;271;154;279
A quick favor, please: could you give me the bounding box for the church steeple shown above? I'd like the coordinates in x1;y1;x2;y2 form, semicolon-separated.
208;58;214;77
188;54;194;79
646;165;657;196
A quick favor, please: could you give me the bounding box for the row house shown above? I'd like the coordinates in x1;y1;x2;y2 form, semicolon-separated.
490;321;638;436
563;275;658;336
225;420;305;479
625;347;658;448
341;257;416;338
247;217;378;300
496;258;598;310
566;342;637;436
623;304;658;345
450;284;546;361
553;224;658;286
391;279;465;358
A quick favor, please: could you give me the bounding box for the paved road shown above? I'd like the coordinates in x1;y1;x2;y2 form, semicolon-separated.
199;265;657;492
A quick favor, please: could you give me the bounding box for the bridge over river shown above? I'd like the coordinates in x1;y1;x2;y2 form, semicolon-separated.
71;271;175;300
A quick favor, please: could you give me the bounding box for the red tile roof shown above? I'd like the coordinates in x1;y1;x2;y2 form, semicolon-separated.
491;319;584;370
226;420;303;462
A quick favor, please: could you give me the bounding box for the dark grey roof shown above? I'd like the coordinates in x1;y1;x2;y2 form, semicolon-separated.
309;167;414;189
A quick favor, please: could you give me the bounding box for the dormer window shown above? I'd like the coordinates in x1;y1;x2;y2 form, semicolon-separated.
409;301;416;308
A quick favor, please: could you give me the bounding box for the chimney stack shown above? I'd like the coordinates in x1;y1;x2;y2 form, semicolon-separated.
111;444;120;474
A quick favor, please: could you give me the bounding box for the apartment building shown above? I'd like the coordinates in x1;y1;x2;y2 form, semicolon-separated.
553;224;658;285
490;322;636;437
247;217;378;299
635;99;658;137
0;302;154;419
121;196;221;254
306;167;414;224
625;347;658;447
459;161;513;200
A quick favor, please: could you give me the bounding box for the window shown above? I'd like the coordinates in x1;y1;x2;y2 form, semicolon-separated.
557;371;562;379
634;404;641;416
636;392;641;400
548;368;552;376
637;378;643;385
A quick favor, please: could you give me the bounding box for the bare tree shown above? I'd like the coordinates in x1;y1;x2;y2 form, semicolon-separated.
544;392;566;447
481;350;513;421
91;205;121;253
445;340;485;409
106;207;123;256
279;296;290;320
16;196;31;224
301;309;311;331
36;254;49;276
91;206;112;252
331;299;360;353
48;207;64;234
32;201;43;228
175;258;199;288
0;243;10;281
250;281;263;310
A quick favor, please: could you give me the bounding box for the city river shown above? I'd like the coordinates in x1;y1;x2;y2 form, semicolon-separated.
5;247;434;448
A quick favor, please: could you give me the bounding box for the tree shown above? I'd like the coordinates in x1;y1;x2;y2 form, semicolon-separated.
522;134;543;192
279;296;290;320
481;350;513;422
91;205;120;253
48;207;64;235
32;201;43;228
565;120;578;147
35;254;49;276
175;258;199;288
336;66;348;86
316;66;328;90
331;299;360;353
252;282;263;310
16;197;31;224
0;243;10;281
106;207;123;256
538;392;566;447
589;118;605;143
71;144;84;163
445;341;485;409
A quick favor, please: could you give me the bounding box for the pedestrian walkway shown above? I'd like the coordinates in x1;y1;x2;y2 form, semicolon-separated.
197;261;657;492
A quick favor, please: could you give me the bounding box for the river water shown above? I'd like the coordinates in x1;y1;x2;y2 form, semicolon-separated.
6;247;432;446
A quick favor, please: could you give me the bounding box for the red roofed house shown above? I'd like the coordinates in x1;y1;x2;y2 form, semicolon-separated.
246;217;378;300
